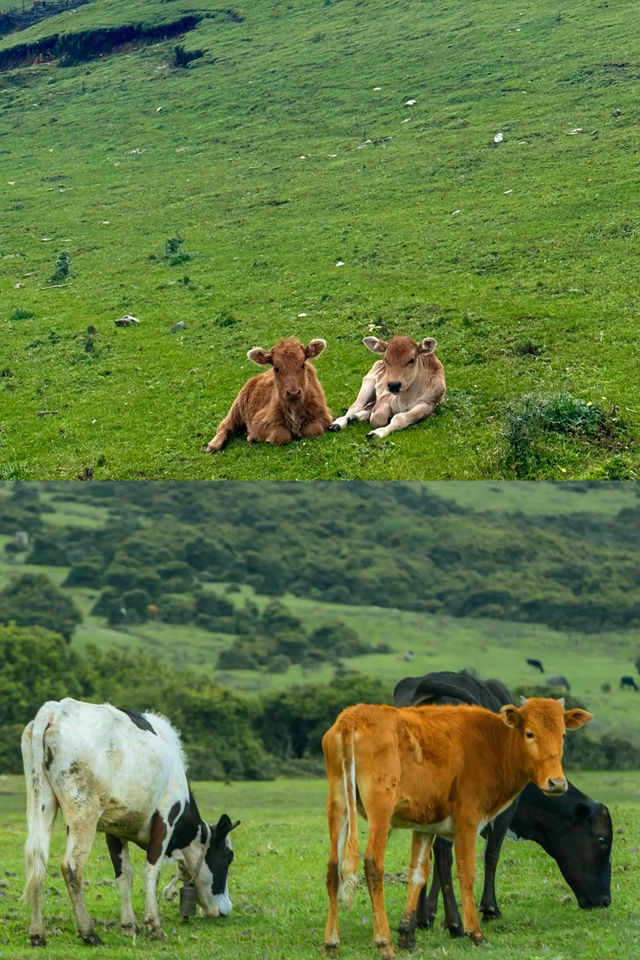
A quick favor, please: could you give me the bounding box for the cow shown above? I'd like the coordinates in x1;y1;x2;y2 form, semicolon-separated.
321;696;591;957
206;337;332;450
526;657;544;673
620;675;639;691
328;335;445;439
547;674;571;691
21;699;239;947
394;671;611;936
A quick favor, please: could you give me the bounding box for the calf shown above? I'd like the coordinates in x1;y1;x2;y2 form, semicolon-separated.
207;337;332;450
394;671;611;936
22;699;239;946
329;335;445;438
322;698;591;958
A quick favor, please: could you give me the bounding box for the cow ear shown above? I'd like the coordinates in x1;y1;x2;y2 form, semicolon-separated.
500;704;521;728
212;814;241;839
418;337;437;355
564;708;593;729
305;338;327;359
247;347;272;366
573;801;592;825
363;336;387;354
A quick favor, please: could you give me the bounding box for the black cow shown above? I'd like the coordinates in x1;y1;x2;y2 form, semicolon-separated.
526;658;544;673
393;671;612;936
620;675;639;691
547;674;571;691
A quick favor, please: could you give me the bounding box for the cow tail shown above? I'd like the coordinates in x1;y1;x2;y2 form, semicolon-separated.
21;716;58;905
338;723;360;908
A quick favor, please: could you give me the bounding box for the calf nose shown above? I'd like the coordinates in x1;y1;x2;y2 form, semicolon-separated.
287;388;301;397
387;381;401;393
544;777;568;795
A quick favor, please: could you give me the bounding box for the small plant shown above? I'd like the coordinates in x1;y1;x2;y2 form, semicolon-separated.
163;233;193;266
504;392;625;478
48;251;71;284
172;44;204;68
10;307;35;320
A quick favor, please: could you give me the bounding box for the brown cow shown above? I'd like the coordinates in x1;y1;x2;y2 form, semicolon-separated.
322;698;591;958
329;335;445;438
206;338;332;451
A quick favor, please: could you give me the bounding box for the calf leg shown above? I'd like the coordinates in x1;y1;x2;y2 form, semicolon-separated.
367;401;436;439
106;835;137;935
264;424;293;445
454;827;485;944
329;373;376;430
207;399;244;452
363;810;395;960
323;791;348;957
301;420;327;438
369;402;393;429
398;832;433;950
416;875;438;930
61;821;103;945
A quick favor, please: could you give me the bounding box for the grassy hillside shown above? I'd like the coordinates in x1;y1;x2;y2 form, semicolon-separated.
1;0;639;479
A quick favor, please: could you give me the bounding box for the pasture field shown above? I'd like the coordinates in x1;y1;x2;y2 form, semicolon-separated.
1;0;639;480
0;773;638;960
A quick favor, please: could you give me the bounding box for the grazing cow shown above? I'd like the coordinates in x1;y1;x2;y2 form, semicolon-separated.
526;657;545;673
22;699;239;947
547;674;571;691
206;337;332;450
328;335;445;439
394;671;611;935
322;696;591;957
620;675;639;691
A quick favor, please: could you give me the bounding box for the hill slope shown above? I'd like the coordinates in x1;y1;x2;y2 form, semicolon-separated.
0;0;638;479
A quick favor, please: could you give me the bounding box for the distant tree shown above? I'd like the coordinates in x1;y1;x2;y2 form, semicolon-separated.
0;573;81;642
63;560;103;589
26;535;69;566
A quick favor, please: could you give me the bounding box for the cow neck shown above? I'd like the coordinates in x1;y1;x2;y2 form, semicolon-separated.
483;712;533;810
166;789;203;855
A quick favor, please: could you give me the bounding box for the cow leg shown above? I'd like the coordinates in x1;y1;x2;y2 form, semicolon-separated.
480;806;514;920
143;812;170;939
369;402;393;429
398;832;433;950
453;827;485;944
265;425;293;445
433;838;464;937
367;401;435;439
207;400;244;452
301;419;327;438
329;373;376;430
416;874;438;930
106;835;137;935
61;820;103;945
323;789;348;957
363;813;395;959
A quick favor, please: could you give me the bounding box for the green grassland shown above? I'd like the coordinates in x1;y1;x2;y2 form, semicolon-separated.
0;774;638;960
1;0;639;479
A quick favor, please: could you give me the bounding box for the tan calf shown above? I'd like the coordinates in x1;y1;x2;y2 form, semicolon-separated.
322;698;591;958
329;335;445;438
207;338;332;451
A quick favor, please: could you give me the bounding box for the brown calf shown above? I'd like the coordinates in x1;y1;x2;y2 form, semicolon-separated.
329;335;445;438
322;698;591;958
207;338;332;451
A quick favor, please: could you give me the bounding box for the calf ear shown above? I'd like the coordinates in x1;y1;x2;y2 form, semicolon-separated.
305;338;327;359
564;708;593;729
363;336;387;354
418;337;437;355
499;704;521;728
247;347;272;366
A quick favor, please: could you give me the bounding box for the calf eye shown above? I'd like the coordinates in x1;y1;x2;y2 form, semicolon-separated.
525;731;535;740
408;358;415;365
274;366;279;373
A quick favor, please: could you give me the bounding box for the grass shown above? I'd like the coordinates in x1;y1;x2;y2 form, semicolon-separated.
0;773;638;960
0;0;639;478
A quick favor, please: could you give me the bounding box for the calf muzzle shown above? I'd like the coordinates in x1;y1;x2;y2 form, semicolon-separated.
541;777;568;796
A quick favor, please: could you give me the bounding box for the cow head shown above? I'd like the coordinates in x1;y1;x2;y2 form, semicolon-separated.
363;335;436;395
248;338;326;402
193;814;240;917
554;799;612;908
500;698;592;796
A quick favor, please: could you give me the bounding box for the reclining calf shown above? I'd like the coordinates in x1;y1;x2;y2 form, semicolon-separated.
329;335;445;438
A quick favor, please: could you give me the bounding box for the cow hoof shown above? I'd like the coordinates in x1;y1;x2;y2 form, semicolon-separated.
29;935;46;948
366;429;385;440
81;930;104;946
327;422;342;432
397;933;415;951
377;944;396;959
447;924;464;939
147;927;167;941
121;923;139;937
415;918;434;930
323;942;340;957
481;907;502;921
467;931;488;946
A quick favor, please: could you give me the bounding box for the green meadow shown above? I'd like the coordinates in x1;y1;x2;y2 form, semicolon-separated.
1;0;639;479
0;773;638;960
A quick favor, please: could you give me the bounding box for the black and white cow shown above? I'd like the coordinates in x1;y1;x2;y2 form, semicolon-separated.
394;671;612;935
22;698;239;946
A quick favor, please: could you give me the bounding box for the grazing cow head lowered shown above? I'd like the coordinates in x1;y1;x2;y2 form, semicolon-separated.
21;699;239;947
207;336;333;450
322;697;591;958
329;333;445;439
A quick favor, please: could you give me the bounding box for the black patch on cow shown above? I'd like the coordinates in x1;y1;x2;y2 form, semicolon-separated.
147;811;168;865
205;815;236;895
117;708;156;735
166;790;200;855
168;801;181;827
44;745;54;770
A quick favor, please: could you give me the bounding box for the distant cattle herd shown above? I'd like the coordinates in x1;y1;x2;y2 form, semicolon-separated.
20;663;621;953
206;334;446;451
